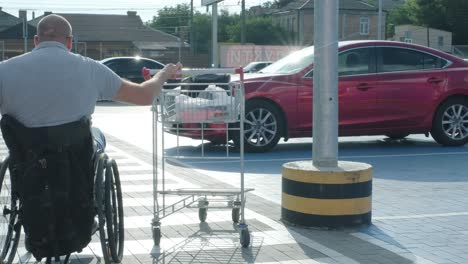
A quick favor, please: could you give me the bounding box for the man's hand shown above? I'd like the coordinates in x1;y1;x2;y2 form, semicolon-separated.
113;62;183;105
157;62;183;82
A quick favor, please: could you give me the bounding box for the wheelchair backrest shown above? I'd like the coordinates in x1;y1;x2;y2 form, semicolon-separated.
0;115;95;260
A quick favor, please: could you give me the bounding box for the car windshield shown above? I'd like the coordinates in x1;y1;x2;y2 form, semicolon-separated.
243;62;259;72
260;46;314;74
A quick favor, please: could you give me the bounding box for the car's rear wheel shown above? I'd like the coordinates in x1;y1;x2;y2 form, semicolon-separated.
233;100;283;153
431;98;468;146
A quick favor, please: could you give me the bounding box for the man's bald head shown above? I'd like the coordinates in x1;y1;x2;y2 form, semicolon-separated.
36;14;72;42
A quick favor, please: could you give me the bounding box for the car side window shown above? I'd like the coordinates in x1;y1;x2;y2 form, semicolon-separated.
380;47;423;72
143;60;163;70
338;48;371;76
105;60;127;72
378;47;446;73
421;55;447;69
128;60;144;72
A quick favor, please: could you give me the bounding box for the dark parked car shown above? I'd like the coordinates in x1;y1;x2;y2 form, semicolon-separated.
101;56;164;83
243;61;273;73
167;40;468;152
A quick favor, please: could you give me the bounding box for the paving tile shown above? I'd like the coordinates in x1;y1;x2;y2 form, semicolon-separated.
3;130;468;264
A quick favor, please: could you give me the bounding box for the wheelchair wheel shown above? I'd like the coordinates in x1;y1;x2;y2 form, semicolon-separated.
104;159;124;263
0;157;21;264
95;155;112;264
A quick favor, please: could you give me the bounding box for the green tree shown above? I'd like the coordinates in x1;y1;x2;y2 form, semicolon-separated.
422;0;468;44
147;4;297;53
387;0;468;44
274;0;294;8
192;13;211;53
261;1;275;9
147;5;211;53
147;4;191;35
218;10;239;43
227;16;295;45
386;0;419;37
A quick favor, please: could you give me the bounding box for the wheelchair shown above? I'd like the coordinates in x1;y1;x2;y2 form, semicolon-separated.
0;117;124;264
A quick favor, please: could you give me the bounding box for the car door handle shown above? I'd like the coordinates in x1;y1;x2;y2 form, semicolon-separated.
427;77;444;84
356;83;371;91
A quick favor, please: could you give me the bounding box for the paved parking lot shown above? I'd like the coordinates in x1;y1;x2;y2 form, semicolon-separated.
1;104;467;263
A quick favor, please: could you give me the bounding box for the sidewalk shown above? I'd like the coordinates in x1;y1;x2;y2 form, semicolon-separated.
2;132;468;264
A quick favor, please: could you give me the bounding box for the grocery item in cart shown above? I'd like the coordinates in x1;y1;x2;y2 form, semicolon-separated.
164;85;235;123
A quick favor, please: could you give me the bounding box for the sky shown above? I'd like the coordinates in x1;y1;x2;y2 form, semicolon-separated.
1;0;272;23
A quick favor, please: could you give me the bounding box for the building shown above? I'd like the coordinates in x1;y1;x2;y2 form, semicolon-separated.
393;25;452;53
271;0;386;45
0;7;21;32
0;9;32;60
28;11;187;61
0;10;188;62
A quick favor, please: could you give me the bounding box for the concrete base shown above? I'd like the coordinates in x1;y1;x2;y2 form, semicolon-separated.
281;160;372;228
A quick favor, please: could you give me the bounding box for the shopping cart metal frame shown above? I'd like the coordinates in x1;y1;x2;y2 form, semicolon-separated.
144;67;253;248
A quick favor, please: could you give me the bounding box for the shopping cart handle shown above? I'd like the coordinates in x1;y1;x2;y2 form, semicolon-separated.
142;67;244;81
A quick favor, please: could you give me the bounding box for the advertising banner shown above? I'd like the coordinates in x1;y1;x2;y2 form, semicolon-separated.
219;44;303;67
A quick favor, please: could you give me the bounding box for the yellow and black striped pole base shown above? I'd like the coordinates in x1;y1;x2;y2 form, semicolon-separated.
282;161;372;227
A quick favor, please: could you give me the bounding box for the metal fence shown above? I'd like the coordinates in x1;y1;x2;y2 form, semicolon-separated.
0;41;4;61
74;42;87;57
452;45;468;58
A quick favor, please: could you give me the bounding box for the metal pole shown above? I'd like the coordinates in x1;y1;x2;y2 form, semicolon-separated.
190;0;194;54
1;41;4;61
378;0;383;40
241;0;246;45
427;26;430;47
312;0;339;168
23;13;28;53
211;3;218;67
179;28;182;62
100;42;103;60
74;35;77;53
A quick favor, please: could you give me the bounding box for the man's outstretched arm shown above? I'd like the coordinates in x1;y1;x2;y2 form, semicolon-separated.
112;63;182;105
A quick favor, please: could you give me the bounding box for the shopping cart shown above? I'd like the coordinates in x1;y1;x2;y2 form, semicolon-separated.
143;67;253;248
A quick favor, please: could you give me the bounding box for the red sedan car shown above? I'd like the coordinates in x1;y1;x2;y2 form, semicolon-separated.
168;40;468;152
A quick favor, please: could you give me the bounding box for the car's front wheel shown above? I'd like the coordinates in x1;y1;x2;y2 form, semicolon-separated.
431;98;468;146
233;100;283;153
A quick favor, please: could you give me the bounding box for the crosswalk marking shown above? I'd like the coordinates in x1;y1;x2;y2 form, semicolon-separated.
0;140;359;264
13;230;313;259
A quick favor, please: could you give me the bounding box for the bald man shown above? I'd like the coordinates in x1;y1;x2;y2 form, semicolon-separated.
0;14;181;151
0;14;181;128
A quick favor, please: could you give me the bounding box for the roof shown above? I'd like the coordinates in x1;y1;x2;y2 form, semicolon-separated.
0;22;36;38
279;0;377;11
0;8;21;32
395;24;452;34
29;12;180;43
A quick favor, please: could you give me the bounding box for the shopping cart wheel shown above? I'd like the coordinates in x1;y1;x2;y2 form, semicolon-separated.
198;208;207;222
240;228;250;248
153;226;161;246
232;208;240;223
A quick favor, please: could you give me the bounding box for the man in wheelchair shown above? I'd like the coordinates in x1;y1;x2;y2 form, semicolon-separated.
0;14;181;264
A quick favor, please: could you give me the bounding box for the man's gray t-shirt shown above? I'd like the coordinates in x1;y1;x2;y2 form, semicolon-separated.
0;41;122;127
